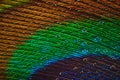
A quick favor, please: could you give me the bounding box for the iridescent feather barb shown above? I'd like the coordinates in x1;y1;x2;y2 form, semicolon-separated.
7;19;120;79
31;55;120;80
0;0;120;80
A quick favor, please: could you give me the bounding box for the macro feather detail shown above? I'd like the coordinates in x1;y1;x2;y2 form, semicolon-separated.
0;0;120;80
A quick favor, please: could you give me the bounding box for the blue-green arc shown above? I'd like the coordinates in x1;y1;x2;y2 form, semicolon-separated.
7;19;120;80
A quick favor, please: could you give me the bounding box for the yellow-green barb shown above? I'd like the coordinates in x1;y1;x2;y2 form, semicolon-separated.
0;0;29;12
